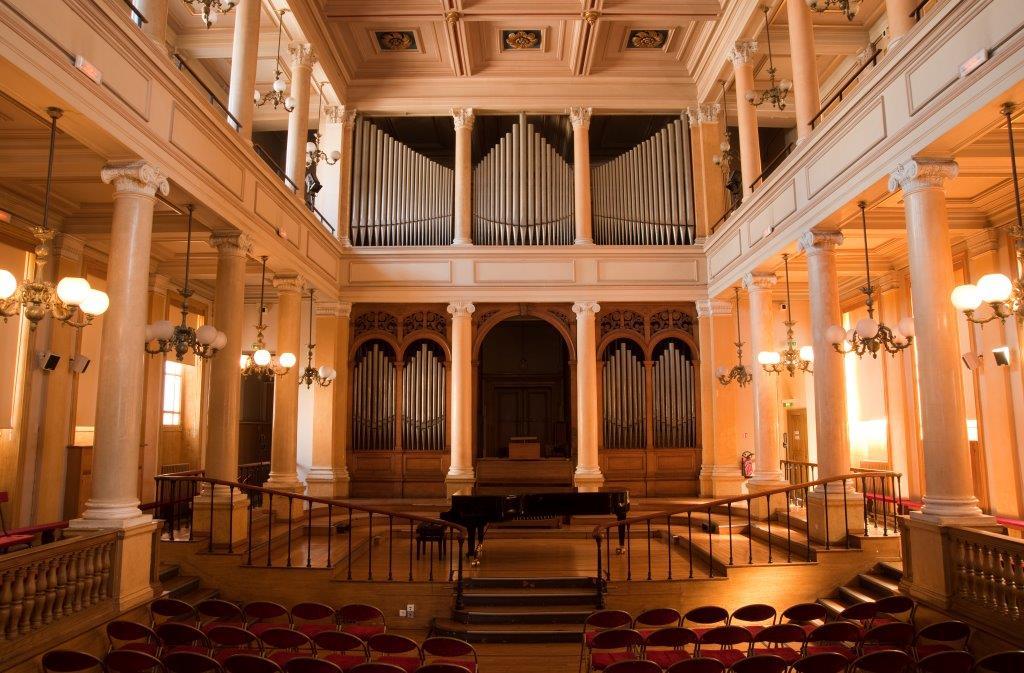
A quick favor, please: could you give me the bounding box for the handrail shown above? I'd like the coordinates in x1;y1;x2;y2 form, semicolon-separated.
911;0;935;22
170;52;242;133
122;0;147;27
308;201;336;234
749;143;795;191
811;46;882;129
253;144;299;193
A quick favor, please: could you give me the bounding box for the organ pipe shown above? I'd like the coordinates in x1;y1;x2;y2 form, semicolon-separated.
602;341;645;449
652;340;696;448
402;342;446;451
352;342;396;451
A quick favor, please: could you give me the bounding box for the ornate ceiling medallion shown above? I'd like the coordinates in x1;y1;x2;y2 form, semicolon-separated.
502;30;541;50
627;29;668;49
375;31;417;52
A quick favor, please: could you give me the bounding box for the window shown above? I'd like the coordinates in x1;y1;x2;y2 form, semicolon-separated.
162;361;184;426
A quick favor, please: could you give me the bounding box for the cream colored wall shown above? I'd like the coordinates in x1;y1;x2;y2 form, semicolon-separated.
0;242;31;523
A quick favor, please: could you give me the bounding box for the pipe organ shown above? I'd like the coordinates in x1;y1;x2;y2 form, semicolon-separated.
652;339;697;448
472;117;575;245
602;340;646;449
401;341;446;451
352;341;396;451
592;117;696;245
350;118;454;246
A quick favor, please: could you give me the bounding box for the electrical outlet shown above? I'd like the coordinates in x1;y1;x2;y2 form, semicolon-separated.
398;609;407;618
406;604;415;618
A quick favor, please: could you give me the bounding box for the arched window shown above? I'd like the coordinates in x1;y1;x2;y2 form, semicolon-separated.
402;340;446;451
602;339;646;449
352;340;396;451
652;338;697;448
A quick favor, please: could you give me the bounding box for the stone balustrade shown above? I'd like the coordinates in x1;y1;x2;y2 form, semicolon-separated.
944;526;1024;642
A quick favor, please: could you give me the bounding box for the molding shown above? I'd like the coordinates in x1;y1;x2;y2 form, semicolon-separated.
315;301;353;318
696;299;732;318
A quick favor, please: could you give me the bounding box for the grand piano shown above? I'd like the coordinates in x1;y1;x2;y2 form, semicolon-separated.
440;491;630;557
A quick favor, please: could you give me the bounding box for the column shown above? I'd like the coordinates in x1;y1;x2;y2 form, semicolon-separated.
570;107;594;244
266;274;305;501
573;301;604;490
336;108;357;247
730;41;762;198
743;272;786;490
306;302;350;498
696;299;746;497
446;301;475;494
786;0;821;142
284;44;316;190
688;104;727;237
75;161;169;528
452;108;474;245
226;0;261;139
331;303;353;496
139;274;171;505
136;0;168;45
886;0;917;44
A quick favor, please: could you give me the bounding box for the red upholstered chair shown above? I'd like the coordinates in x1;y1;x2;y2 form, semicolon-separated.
728;604;777;637
338;604;387;640
413;666;473;673
223;654;285;673
780;603;827;636
602;660;663;673
831;602;877;636
585;628;643;673
729;654;788;673
694;625;751;668
283;657;345;673
314;631;369;672
789;652;849;673
261;627;316;666
107;620;160;656
847;649;914;673
421;637;478;673
150;598;197;627
633;608;681;638
244;601;292;636
664;657;726;673
197;600;246;633
682;606;729;638
155;622;212;656
348;665;406;673
857;621;914;655
367;633;422;673
41;650;103;673
914;650;975;673
292;603;338;637
973;650;1024;672
803;621;861;661
912;621;971;660
640;627;697;669
871;595;916;627
162;651;224;673
580;609;633;672
208;625;262;663
748;623;806;665
104;649;167;673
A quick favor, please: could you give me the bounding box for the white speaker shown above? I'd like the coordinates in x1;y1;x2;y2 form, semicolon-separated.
36;352;61;372
69;354;91;374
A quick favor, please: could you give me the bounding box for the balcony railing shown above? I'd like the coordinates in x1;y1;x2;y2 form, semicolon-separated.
122;0;146;28
170;52;242;133
811;45;883;130
749;143;795;192
943;526;1024;643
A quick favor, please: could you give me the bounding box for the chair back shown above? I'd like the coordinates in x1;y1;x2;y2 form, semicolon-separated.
150;598;197;626
602;661;663;673
683;606;729;628
589;628;644;651
421;636;476;661
751;623;805;647
313;630;367;655
859;621;914;650
107;620;158;650
348;665;407;673
585;609;633;630
41;650;103;673
914;650;975;673
197;599;245;627
338;604;386;625
872;595;915;622
156;622;211;650
729;604;777;627
291;602;336;626
634;608;681;630
104;649;166;673
643;627;698;649
790;652;849;673
664;658;726;673
696;625;751;647
244;601;291;627
282;657;345;673
207;625;261;656
836;601;877;625
974;651;1024;673
414;665;474;673
805;621;860;645
729;654;788;673
162;652;224;673
848;649;913;673
259;627;313;653
368;633;421;656
223;654;284;673
780;603;827;625
913;620;971;649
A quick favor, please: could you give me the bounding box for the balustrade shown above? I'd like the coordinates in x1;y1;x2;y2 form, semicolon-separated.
945;527;1024;635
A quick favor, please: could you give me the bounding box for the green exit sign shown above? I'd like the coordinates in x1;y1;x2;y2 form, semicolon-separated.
782;401;794;408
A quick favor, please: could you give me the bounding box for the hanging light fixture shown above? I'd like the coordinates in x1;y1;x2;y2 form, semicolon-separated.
297;288;336;388
805;0;861;21
951;102;1024;324
745;5;792;111
305;83;340;168
240;256;296;379
187;0;238;29
712;79;737;176
716;286;754;387
144;205;227;360
254;9;295;112
757;254;813;376
0;107;109;331
827;202;915;358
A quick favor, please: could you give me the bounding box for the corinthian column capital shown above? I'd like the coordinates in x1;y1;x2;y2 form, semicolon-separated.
799;230;844;255
447;301;475;318
730;40;758;65
289;43;317;69
100;161;170;198
888;157;959;194
209;230;253;257
452;108;475;131
743;272;777;291
272;274;305;295
569;107;593;129
687;103;720;127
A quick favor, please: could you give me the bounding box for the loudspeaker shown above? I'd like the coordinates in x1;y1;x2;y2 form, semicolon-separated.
69;354;91;374
36;352;61;372
961;352;983;371
992;346;1012;367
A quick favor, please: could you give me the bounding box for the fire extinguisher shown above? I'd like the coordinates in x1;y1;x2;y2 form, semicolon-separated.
741;451;755;478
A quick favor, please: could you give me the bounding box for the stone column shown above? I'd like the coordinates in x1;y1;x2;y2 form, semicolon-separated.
306;301;351;498
786;0;821;142
75;161;168;528
886;0;917;43
139;274;170;504
730;41;762;198
446;301;475;494
697;299;745;497
336;108;357;247
284;44;316;190
226;0;260;139
570;107;594;244
136;0;168;45
688;104;726;237
266;274;305;501
452;108;475;245
573;301;604;490
743;272;786;491
331;303;353;496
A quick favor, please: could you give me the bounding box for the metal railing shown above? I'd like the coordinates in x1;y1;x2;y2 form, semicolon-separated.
749;143;795;192
122;0;147;27
810;45;883;130
911;0;939;22
780;459;819;507
170;53;242;133
254;144;298;193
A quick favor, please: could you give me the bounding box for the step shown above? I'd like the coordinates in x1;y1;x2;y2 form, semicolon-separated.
857;572;900;598
877;561;904;583
817;597;848;619
460;590;599;608
432;618;585;644
464;577;598;590
160;573;200;599
158;563;181;583
747;523;814;561
837;585;877;606
774;509;809;534
178;587;220;606
453;607;594;625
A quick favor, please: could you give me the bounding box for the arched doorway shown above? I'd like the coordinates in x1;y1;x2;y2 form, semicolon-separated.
477;317;571;459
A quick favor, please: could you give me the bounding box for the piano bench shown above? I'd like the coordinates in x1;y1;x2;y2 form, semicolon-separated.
415;523;447;560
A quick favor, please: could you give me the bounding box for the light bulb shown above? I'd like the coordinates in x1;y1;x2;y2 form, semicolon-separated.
0;269;18;299
253;349;272;366
195;324;218;345
80;289;109;316
212;331;228;350
845;328;857;343
856;317;879;339
715;366;728;378
781;79;793;92
799;345;814;362
55;277;91;306
825;325;847;345
712;155;722;165
240;354;251;369
330;150;341;162
757;351;780;365
254;90;263;103
153;320;175;341
306;141;317;153
977;273;1013;303
897;317;915;338
719;140;730;152
279;352;297;369
318;365;334;380
273;78;286;93
951;284;983;311
285;96;296;110
745;90;756;103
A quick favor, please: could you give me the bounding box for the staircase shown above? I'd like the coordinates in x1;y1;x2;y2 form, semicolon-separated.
158;562;219;604
818;561;904;618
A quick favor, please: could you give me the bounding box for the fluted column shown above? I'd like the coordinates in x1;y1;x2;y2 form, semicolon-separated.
696;299;745;496
570;107;594;244
452;108;474;245
226;0;260;138
573;301;603;490
284;44;316;190
337;108;357;247
76;162;168;528
266;275;305;495
332;303;353;496
136;0;168;45
743;272;785;489
730;41;762;198
886;0;917;43
306;301;351;498
446;301;475;494
787;0;821;142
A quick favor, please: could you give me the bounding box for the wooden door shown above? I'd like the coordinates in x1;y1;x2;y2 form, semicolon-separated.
486;385;553;457
786;408;808;463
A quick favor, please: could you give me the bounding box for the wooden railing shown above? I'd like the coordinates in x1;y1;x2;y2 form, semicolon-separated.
0;531;118;642
944;526;1024;642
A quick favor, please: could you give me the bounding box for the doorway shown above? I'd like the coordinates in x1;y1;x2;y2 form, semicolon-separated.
785;408;808;463
239;375;274;465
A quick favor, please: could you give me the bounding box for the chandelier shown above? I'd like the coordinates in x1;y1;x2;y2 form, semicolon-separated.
254;10;295;112
297;289;337;388
712;80;737;176
240;256;296;380
144;205;227;361
0;107;109;331
757;254;813;375
827;202;915;358
305;84;340;168
805;0;861;21
951;102;1024;324
745;6;792;111
187;0;237;29
717;287;754;387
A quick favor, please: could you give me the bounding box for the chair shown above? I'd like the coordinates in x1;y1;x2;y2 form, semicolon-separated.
244;601;293;636
261;627;316;666
162;651;224;673
292;602;338;637
871;595;916;626
150;598;197;627
367;633;422;673
847;649;914;673
0;491;33;552
314;631;369;672
633;608;681;638
155;622;212;656
348;665;406;673
748;623;806;665
857;621;914;655
914;650;975;673
414;666;473;673
602;661;663;673
283;658;346;673
208;625;263;663
664;658;726;673
974;651;1024;673
912;621;971;660
803;622;860;661
586;628;644;673
580;610;634;672
683;606;730;638
694;625;751;668
789;652;849;673
780;603;828;635
197;599;246;633
41;650;103;673
728;604;777;637
338;604;387;640
729;654;789;673
641;627;698;669
104;650;167;672
421;637;478;673
223;654;285;673
107;620;160;656
832;602;877;636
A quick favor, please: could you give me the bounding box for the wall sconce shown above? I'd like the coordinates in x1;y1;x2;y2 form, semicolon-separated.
992;346;1011;367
